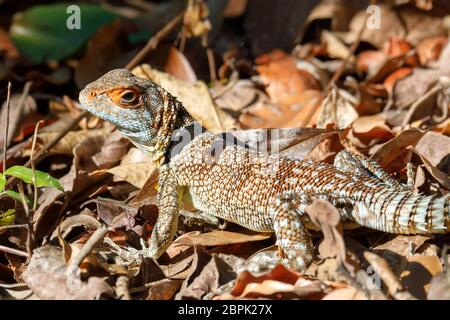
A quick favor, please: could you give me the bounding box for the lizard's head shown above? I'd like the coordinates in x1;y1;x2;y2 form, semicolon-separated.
79;69;185;160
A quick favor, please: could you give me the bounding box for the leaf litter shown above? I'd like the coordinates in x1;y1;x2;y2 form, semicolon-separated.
0;0;449;300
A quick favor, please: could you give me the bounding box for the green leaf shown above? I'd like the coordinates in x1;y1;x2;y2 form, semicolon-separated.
0;173;5;192
9;3;118;63
4;166;64;191
3;190;32;205
0;209;15;227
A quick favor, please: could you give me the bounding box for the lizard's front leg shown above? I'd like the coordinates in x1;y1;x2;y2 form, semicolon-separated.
145;165;179;258
105;165;179;263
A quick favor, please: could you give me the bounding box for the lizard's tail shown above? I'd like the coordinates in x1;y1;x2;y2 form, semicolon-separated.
352;191;449;235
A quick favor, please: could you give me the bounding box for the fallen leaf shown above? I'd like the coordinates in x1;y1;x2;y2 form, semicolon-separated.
165;46;197;83
93;162;157;189
370;129;425;170
0;28;19;59
176;230;272;247
22;245;114;300
316;87;358;129
75;20;127;89
416;35;448;66
400;255;443;299
427;271;450;300
305;199;348;271
176;254;237;300
145;278;183;300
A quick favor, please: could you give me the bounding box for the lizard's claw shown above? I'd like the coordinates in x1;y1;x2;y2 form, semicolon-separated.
104;237;146;265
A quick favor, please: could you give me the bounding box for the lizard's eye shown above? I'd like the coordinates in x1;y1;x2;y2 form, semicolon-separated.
121;91;136;103
108;88;142;108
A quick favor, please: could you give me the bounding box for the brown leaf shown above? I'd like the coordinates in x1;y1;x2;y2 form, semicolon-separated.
220;264;327;299
345;5;447;49
370;129;425;170
22;245;114;300
400;255;443;299
356;50;387;74
213;80;269;112
383;37;419;67
305;199;346;261
93;162;157;189
415;131;450;168
394;40;450;109
176;230;272;247
409;146;450;189
416;35;448;66
374;235;430;257
21;127;114;157
316;87;358;129
223;0;248;17
348;114;395;148
0;28;19;59
165;46;197;83
176;254;237;300
0;94;37;147
427;271;450;300
239;90;322;129
383;67;413;94
256;51;321;104
33;133;124;240
74;21;126;89
299;0;364;42
145;278;183;300
131;258;166;288
51;211;102;240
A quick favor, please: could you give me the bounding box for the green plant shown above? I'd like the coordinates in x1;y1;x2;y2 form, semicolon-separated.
0;166;64;225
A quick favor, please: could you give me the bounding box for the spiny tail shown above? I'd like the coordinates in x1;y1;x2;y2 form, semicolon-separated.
352;190;449;235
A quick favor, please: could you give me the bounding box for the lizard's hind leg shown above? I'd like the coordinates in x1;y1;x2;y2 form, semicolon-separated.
334;150;410;191
271;193;314;270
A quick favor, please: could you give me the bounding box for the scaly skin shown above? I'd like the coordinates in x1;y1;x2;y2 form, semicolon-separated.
79;69;449;269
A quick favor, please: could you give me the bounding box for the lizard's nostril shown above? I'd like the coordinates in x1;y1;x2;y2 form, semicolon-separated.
88;90;97;100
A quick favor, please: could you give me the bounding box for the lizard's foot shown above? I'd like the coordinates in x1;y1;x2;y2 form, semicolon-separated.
104;237;151;265
334;150;410;191
272;193;314;272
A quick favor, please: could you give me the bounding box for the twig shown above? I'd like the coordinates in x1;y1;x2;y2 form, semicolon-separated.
202;34;217;82
66;226;108;277
400;82;441;128
363;251;417;300
2;82;11;173
125;12;184;70
7;81;32;147
325;4;372;93
0;223;28;231
30;120;44;212
0;244;29;257
17;181;33;260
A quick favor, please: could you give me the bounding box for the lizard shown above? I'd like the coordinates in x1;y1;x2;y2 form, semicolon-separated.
79;68;449;270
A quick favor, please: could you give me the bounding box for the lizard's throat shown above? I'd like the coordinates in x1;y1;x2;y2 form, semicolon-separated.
122;101;194;164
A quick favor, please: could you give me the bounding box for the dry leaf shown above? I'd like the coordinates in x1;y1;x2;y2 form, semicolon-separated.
176;230;272;247
165;46;197;83
93;162;157;189
22;245;114;300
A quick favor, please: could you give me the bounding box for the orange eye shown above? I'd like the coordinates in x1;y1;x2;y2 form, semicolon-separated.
108;88;142;108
